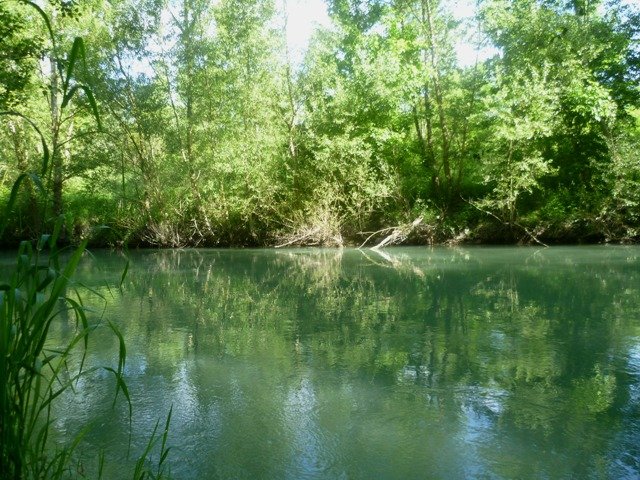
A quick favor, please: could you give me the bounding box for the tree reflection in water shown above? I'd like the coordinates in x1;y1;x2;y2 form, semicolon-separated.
41;246;640;479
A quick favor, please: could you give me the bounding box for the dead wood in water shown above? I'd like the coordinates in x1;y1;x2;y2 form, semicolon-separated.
358;217;423;249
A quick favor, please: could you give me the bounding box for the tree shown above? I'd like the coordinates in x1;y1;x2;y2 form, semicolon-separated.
478;66;557;230
0;1;43;109
480;0;638;218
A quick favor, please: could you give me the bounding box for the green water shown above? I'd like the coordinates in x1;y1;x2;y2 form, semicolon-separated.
31;247;640;478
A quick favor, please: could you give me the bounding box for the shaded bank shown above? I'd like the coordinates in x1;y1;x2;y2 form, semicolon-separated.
0;207;638;249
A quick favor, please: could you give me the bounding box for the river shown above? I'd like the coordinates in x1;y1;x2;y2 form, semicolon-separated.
33;246;640;478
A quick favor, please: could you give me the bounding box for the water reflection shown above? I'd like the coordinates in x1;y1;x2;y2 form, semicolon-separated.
39;246;640;479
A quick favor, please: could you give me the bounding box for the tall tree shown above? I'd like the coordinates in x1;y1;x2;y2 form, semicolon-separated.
480;0;637;197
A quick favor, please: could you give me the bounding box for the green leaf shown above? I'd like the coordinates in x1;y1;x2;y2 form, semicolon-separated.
50;215;65;247
106;321;131;417
63;37;86;93
60;84;102;130
119;260;130;289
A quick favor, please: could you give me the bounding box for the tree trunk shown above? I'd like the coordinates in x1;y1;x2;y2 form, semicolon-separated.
421;0;452;202
50;45;63;222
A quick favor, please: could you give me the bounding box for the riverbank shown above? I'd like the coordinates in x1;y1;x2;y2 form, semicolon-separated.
1;208;637;249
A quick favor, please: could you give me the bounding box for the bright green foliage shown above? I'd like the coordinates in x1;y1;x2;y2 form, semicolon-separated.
195;0;287;243
479;66;558;224
0;2;43;109
0;0;639;246
293;26;403;238
385;0;468;205
601;119;640;238
480;0;636;218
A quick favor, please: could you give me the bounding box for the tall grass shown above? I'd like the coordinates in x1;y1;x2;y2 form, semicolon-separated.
0;230;130;479
0;225;172;480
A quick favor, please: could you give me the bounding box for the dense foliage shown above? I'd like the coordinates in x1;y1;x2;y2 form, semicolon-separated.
1;0;639;247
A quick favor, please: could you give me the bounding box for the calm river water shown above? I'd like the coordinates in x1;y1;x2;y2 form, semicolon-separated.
31;247;640;478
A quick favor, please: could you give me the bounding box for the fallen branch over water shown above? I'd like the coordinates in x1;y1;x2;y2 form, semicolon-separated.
275;226;322;248
359;217;423;249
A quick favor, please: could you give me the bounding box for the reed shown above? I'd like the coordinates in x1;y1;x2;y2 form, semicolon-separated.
0;230;130;479
0;226;173;479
